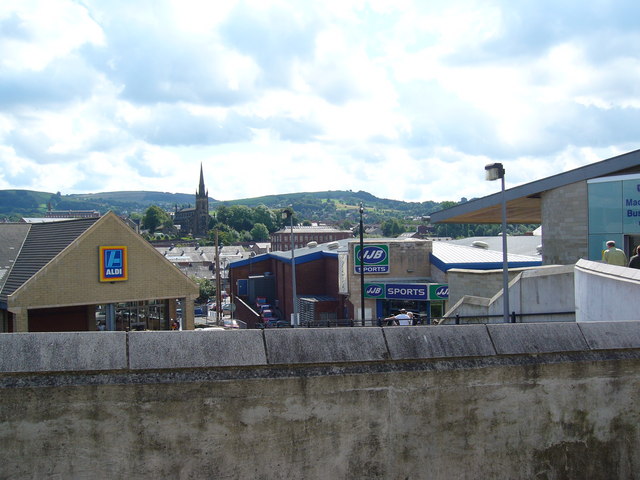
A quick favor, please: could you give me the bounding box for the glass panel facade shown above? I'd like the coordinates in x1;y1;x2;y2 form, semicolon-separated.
97;300;168;331
622;179;640;234
588;175;640;260
588;181;622;234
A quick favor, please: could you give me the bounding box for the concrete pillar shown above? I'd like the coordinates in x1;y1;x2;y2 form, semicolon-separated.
183;297;195;330
12;308;28;332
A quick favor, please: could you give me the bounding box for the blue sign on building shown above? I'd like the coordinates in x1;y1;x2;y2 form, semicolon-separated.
385;283;428;300
99;246;128;282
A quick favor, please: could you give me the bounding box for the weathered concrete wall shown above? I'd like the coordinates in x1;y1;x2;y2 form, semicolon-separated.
2;325;640;479
445;264;575;323
446;266;531;308
575;258;640;322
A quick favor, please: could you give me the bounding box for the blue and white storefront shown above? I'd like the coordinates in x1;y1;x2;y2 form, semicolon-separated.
588;174;640;260
347;241;449;324
364;282;449;324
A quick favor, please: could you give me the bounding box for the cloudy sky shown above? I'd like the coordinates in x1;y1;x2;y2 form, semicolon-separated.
1;0;640;203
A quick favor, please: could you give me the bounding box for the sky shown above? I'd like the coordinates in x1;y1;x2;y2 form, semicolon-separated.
1;0;640;203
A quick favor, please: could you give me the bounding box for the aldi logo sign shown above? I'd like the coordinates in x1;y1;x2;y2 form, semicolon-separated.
99;246;128;282
354;244;389;274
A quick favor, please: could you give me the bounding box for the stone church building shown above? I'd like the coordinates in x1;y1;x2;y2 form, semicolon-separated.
174;164;211;237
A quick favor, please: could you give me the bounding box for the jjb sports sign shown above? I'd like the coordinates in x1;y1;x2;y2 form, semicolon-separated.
99;246;128;282
365;282;448;300
354;244;389;274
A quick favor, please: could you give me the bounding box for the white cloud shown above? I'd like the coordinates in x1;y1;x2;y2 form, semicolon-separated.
1;0;640;204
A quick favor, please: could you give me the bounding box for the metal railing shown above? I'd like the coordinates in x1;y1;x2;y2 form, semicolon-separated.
261;311;577;328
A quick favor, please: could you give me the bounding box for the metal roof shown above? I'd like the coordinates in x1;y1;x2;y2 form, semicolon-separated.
230;238;350;268
230;236;541;272
445;235;542;257
155;245;249;265
430;148;640;224
431;242;542;272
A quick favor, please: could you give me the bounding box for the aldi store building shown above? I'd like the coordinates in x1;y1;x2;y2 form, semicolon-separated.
0;212;199;333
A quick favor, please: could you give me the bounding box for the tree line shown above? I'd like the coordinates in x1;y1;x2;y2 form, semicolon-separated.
141;203;538;246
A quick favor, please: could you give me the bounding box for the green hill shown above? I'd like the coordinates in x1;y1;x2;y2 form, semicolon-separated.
0;189;442;222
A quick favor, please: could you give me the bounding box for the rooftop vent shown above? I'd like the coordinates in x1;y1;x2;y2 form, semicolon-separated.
307;241;318;248
471;241;489;249
326;241;340;250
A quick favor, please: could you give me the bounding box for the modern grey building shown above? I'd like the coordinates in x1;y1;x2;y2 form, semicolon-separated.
430;149;640;265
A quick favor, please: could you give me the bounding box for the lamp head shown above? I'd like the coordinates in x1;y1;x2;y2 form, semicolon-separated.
485;162;505;181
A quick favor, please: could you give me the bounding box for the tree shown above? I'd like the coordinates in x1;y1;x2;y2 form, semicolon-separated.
217;228;240;246
227;205;254;232
142;205;171;233
339;220;353;231
215;205;231;225
191;276;216;303
250;223;270;241
253;205;277;232
382;218;405;237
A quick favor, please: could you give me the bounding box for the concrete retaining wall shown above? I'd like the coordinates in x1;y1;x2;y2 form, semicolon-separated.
575;258;640;322
445;264;575;323
2;324;640;479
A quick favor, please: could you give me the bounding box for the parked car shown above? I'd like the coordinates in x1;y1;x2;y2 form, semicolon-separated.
261;309;276;321
261;318;290;328
223;319;239;329
258;304;271;314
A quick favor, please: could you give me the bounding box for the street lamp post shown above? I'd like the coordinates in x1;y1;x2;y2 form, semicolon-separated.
282;207;298;326
359;202;365;326
485;163;510;323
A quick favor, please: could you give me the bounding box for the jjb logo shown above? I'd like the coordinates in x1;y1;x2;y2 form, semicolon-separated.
365;284;385;298
359;246;387;264
99;246;128;282
355;244;389;274
434;286;449;299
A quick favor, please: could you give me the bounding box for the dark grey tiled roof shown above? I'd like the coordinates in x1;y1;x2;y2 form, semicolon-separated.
0;218;98;304
0;223;31;293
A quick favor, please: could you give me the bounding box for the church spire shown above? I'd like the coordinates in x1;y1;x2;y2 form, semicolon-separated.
197;162;207;197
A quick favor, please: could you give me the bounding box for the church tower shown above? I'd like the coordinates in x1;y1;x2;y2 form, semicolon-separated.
194;163;210;236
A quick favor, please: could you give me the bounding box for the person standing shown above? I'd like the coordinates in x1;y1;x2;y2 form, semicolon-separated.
602;240;627;266
384;309;412;326
629;245;640;270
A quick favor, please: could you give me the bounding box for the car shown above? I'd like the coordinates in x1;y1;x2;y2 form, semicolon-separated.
258;304;271;313
223;319;239;329
261;309;275;321
261;318;289;328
